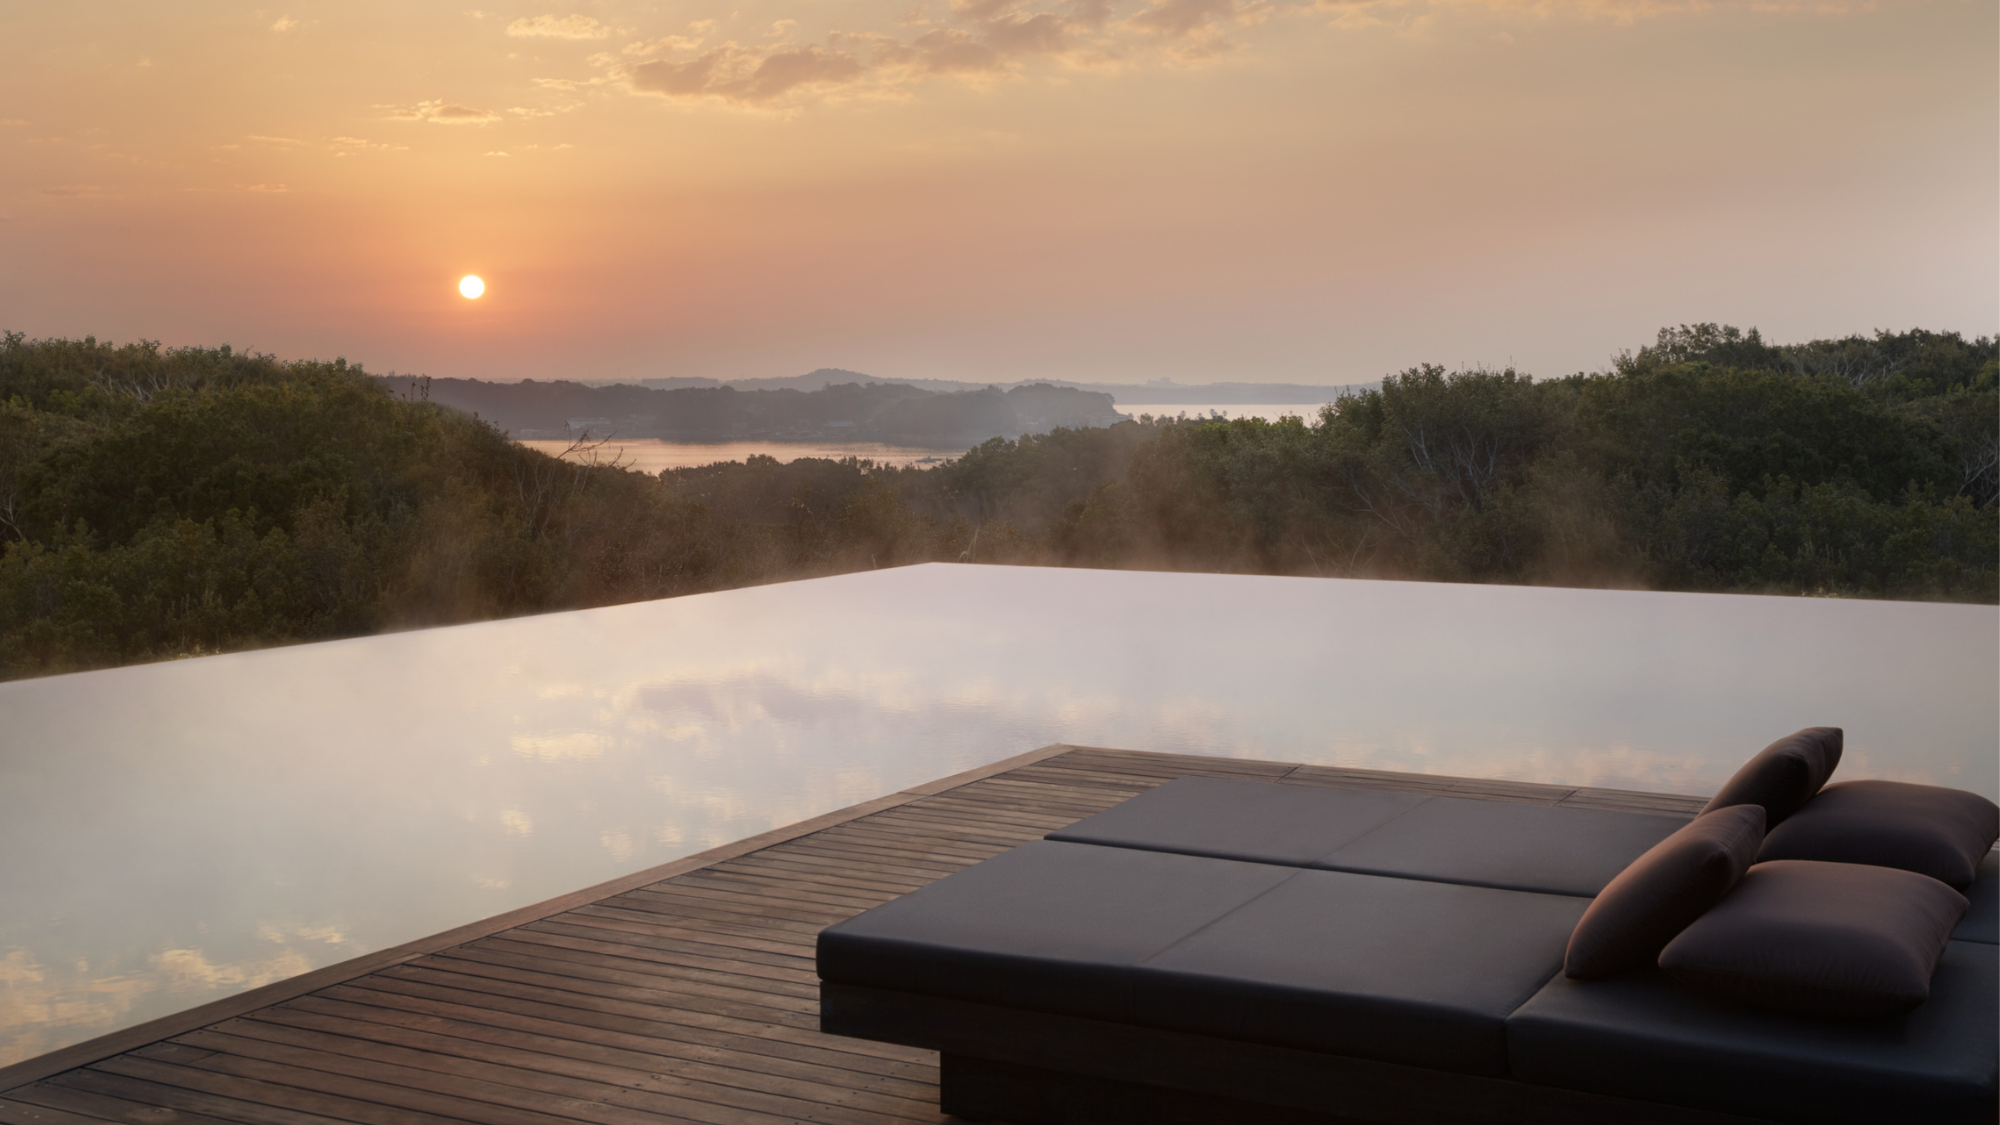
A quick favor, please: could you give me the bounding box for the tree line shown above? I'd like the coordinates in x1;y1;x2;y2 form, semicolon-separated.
0;324;1991;680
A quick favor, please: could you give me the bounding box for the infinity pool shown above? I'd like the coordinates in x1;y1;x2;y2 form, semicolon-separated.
2;565;1993;1066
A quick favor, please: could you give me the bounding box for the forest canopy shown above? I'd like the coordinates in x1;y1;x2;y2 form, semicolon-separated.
1;324;1992;681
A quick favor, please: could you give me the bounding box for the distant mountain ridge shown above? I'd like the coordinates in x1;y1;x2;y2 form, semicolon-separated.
626;369;1373;405
385;375;1127;444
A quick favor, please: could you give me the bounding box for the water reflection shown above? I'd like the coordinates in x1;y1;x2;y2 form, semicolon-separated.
1;565;1993;1066
517;437;968;472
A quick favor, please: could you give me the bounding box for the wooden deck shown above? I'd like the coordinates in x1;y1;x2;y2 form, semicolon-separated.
0;745;1705;1125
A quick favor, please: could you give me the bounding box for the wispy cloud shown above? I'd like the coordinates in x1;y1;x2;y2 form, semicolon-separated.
600;0;1280;107
507;14;613;39
535;0;1864;110
328;136;409;154
381;100;506;124
627;44;871;103
270;16;298;32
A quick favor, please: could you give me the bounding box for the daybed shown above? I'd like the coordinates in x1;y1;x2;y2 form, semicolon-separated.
817;730;1999;1125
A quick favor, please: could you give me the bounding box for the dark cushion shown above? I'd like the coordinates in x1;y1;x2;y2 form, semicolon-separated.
1508;941;1999;1125
816;840;1296;1019
1130;869;1587;1076
1658;860;1967;1018
819;838;1586;1078
1955;851;1996;944
1045;776;1429;866
1757;780;2000;889
1563;803;1766;979
1699;726;1843;826
1314;797;1686;897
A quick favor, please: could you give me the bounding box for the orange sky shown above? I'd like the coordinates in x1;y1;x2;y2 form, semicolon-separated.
2;0;1993;384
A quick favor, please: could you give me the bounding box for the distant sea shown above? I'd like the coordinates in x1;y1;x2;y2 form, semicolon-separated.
1116;403;1331;422
517;404;1333;472
516;438;971;473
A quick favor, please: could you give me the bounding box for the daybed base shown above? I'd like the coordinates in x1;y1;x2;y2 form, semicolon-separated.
822;983;1774;1125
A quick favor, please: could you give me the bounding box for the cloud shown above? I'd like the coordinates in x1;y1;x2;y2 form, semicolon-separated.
382;100;505;124
39;185;104;198
328;136;408;154
245;134;304;146
588;0;1853;109
628;44;871;103
507;14;613;39
270;16;298;32
612;0;1116;105
1128;0;1268;39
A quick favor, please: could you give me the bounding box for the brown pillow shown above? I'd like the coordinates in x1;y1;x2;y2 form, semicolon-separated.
1563;804;1765;980
1698;727;1842;827
1757;780;2000;889
1659;859;1967;1018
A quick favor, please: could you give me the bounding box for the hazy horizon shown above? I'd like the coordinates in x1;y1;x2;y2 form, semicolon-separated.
3;0;1993;386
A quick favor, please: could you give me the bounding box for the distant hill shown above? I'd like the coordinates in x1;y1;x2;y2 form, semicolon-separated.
628;369;1373;405
385;375;1126;444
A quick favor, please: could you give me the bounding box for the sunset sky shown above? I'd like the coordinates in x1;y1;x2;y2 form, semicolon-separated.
2;0;1993;385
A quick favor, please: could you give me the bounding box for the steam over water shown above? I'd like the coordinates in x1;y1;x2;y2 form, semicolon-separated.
1;565;1992;1067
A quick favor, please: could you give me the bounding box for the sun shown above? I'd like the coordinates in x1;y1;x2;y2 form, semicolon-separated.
458;275;485;299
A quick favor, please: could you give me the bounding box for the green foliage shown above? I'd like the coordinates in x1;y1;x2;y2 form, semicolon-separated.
1;323;1992;682
0;333;755;678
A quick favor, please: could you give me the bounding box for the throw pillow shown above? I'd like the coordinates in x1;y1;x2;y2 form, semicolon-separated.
1563;803;1765;979
1757;780;1999;889
1698;727;1842;827
1659;859;1967;1018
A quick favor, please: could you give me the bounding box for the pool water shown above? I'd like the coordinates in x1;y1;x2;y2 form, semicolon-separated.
1;564;1992;1066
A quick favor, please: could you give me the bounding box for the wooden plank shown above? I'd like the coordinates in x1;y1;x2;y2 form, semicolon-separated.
524;917;815;970
1557;789;1705;816
558;906;820;956
409;949;825;1022
167;1026;708;1125
321;975;928;1068
1044;746;1298;776
280;990;937;1090
9;1075;257;1125
202;1017;936;1125
0;1096;117;1125
481;930;820;991
86;1055;478;1125
331;971;832;1047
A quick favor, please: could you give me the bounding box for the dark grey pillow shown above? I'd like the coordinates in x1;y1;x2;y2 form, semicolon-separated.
1757;780;2000;890
1659;859;1967;1018
1698;727;1843;827
1563;804;1765;980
